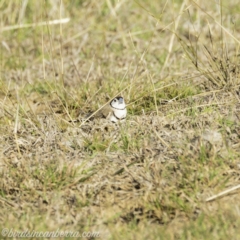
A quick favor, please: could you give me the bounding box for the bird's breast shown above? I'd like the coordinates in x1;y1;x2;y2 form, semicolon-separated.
113;108;127;119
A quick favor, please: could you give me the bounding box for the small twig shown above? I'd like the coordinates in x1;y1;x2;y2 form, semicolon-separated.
192;0;240;45
161;0;189;74
166;101;236;117
153;129;170;148
14;104;21;155
0;18;70;32
112;160;140;176
149;73;159;116
0;196;18;208
205;184;240;202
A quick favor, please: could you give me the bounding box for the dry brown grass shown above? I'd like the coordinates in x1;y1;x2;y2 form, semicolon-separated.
0;0;240;239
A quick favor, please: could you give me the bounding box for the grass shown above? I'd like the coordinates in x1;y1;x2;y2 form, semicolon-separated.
0;0;240;239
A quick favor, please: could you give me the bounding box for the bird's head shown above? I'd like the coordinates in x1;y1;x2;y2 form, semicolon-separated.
110;96;126;110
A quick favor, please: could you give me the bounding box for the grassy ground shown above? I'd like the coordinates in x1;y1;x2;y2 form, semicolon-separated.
0;0;240;239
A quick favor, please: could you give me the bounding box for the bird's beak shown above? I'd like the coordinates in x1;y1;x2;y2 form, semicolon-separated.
118;98;124;104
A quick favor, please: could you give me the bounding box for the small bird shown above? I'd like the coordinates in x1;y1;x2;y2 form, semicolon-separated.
87;96;127;123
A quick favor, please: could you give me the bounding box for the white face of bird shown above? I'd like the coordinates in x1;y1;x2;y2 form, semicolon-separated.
110;96;126;110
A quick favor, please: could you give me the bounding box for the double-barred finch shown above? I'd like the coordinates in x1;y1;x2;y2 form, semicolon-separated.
88;96;127;123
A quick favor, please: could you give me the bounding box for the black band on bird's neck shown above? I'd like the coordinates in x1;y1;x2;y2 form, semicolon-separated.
113;112;126;120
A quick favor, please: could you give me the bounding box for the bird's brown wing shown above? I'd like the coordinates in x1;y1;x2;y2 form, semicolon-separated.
87;105;112;120
96;105;112;118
